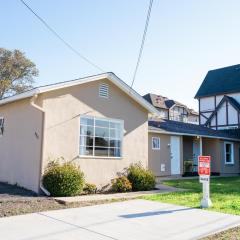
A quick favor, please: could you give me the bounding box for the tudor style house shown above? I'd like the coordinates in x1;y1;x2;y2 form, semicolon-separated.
143;93;199;124
147;65;240;179
195;64;240;130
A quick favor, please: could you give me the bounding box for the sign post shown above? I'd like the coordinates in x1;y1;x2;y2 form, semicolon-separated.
198;156;212;208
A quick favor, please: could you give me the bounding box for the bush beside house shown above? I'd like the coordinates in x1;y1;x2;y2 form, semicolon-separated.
126;163;156;191
111;176;132;192
43;160;156;196
83;183;97;194
42;160;85;197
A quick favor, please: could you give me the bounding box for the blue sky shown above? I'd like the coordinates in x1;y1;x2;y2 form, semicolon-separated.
1;0;240;109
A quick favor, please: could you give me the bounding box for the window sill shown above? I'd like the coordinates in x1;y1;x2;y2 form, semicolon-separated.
78;155;123;160
225;162;234;165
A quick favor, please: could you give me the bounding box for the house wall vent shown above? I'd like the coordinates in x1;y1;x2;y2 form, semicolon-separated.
99;83;109;98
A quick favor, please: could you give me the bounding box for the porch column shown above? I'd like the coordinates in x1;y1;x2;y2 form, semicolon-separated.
199;136;203;156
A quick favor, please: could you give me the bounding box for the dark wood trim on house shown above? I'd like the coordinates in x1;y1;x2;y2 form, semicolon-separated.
204;95;240;127
238;113;240;127
200;110;215;113
210;123;238;128
226;100;229;126
198;99;201;125
214;95;218;130
200;113;209;120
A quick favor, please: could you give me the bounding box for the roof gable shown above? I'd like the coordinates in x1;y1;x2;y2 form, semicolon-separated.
0;72;159;115
195;64;240;98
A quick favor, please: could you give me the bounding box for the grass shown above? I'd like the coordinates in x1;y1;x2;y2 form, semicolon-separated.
143;177;240;215
144;177;240;239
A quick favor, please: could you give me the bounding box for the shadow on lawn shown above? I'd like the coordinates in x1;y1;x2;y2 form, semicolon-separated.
119;207;194;218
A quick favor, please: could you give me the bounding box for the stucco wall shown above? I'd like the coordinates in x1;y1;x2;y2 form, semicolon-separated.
148;133;183;176
39;79;149;188
202;138;221;173
148;133;171;176
0;99;42;192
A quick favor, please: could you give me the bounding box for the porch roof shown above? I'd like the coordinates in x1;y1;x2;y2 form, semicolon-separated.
148;120;240;141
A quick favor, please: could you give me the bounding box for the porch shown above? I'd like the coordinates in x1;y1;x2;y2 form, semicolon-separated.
182;136;220;176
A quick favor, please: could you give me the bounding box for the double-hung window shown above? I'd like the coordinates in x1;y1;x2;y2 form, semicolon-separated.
80;116;123;157
224;142;234;164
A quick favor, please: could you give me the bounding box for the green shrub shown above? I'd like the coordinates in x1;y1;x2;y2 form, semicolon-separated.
42;160;85;197
111;176;132;192
83;183;97;194
126;163;156;191
184;160;193;172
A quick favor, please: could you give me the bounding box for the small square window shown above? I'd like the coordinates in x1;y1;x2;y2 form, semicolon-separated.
152;137;160;150
99;83;109;98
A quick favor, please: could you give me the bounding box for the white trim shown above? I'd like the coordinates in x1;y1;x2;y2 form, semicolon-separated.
0;72;159;115
79;155;122;160
79;115;124;158
148;128;240;142
152;137;160;150
224;141;234;165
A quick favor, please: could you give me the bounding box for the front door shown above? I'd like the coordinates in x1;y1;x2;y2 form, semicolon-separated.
171;136;181;175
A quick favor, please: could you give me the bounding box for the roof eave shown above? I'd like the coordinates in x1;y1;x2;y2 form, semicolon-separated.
148;128;240;141
0;72;160;115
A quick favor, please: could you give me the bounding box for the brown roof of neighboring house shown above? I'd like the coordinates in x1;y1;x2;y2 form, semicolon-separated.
143;93;198;115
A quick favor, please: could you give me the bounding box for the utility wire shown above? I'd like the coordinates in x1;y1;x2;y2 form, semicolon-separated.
19;0;105;72
130;0;154;90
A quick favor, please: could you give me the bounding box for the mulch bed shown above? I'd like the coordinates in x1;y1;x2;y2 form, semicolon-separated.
0;182;125;218
201;226;240;240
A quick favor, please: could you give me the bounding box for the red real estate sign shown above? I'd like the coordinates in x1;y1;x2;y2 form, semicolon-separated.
198;156;211;176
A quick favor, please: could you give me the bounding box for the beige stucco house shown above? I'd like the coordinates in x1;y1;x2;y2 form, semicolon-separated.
0;72;158;193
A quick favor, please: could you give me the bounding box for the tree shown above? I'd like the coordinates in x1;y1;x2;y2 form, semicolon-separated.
0;48;39;99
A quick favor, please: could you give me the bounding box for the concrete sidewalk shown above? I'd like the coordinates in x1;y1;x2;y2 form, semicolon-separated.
1;199;240;240
54;184;184;204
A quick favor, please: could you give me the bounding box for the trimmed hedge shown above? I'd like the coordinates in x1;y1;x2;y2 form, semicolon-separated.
42;160;85;197
111;176;132;193
126;163;156;191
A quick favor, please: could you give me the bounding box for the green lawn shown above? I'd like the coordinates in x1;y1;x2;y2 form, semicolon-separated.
143;177;240;215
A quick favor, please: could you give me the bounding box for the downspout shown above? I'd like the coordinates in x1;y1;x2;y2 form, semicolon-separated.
30;94;50;196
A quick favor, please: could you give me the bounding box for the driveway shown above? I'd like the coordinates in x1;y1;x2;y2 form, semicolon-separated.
1;199;240;240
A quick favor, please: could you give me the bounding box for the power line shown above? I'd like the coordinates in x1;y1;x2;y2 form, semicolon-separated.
130;0;154;90
19;0;105;72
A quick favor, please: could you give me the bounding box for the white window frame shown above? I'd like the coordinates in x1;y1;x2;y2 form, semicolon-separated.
224;142;234;164
79;115;124;159
152;137;160;150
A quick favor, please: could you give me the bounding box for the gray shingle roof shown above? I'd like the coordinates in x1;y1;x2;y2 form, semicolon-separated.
195;64;240;98
149;120;240;140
